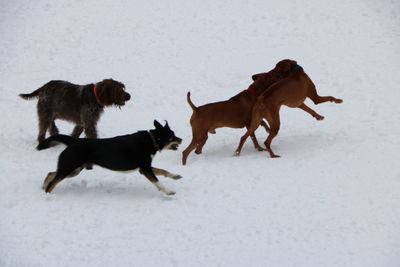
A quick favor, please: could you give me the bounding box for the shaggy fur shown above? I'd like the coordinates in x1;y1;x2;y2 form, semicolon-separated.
19;79;131;143
37;121;182;196
235;65;343;158
182;59;299;165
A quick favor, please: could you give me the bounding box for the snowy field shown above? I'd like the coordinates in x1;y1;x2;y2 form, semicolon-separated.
1;0;400;266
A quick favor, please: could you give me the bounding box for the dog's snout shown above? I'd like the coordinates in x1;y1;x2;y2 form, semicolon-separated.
125;93;131;101
176;137;182;144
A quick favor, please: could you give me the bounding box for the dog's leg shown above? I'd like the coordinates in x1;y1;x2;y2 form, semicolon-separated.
250;133;266;151
71;125;84;138
44;148;86;193
44;166;84;193
195;133;208;154
297;103;324;120
307;84;343;105
49;121;59;136
45;175;65;193
37;104;52;143
246;124;265;151
140;168;175;195
235;113;263;156
42;172;56;190
84;123;98;139
264;110;281;158
182;139;198;165
152;167;182;180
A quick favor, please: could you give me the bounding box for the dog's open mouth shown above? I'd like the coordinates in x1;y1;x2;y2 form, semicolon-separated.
167;140;181;151
170;143;179;150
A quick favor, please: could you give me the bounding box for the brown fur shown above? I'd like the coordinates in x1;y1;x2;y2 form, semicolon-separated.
19;79;130;143
182;59;299;165
235;66;343;158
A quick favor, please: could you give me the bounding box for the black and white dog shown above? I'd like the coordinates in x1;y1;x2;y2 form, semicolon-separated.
37;120;182;195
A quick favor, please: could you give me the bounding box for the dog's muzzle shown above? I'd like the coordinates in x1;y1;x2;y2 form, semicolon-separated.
116;93;131;106
169;137;182;150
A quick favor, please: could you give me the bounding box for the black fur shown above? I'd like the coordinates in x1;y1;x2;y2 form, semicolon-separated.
38;120;182;195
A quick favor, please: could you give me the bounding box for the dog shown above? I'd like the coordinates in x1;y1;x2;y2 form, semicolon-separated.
234;65;343;158
37;120;182;196
19;79;131;143
182;59;300;165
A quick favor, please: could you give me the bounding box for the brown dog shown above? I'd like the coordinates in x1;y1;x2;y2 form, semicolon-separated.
182;59;299;165
234;65;343;158
19;79;131;143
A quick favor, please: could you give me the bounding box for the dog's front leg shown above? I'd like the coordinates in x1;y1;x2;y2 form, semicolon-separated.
152;167;182;180
139;168;176;195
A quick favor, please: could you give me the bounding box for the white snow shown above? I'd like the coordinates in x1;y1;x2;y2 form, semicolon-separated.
1;0;400;266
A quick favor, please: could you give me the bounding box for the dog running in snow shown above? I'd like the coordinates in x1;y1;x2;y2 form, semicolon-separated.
37;120;182;195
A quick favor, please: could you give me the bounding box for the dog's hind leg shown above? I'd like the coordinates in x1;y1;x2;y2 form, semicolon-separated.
44;166;84;193
44;173;65;193
42;172;56;190
152;167;182;180
44;147;86;193
195;133;208;154
249;132;266;151
182;139;198;165
263;110;281;158
37;104;52;143
71;125;84;138
297;103;324;120
140;167;175;195
235;113;263;156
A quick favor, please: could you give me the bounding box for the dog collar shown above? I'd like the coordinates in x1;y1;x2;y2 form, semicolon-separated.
247;86;258;96
148;131;160;151
292;65;303;71
93;84;104;106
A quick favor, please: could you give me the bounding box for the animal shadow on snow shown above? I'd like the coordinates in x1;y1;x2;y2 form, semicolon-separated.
43;173;175;200
194;130;340;160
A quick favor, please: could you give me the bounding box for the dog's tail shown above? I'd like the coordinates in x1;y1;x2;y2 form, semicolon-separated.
37;135;78;150
19;89;40;100
187;92;197;112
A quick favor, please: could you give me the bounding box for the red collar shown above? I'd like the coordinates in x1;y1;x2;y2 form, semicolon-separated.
247;86;258;96
93;84;104;106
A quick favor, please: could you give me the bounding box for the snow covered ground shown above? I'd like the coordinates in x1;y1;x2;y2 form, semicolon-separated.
1;0;400;266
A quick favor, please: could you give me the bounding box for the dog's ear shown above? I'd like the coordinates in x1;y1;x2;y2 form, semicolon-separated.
276;60;291;72
164;120;170;129
252;73;263;81
154;120;162;129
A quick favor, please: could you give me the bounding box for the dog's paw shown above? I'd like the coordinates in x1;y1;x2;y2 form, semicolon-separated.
172;174;182;180
166;190;176;196
334;98;343;104
315;115;324;120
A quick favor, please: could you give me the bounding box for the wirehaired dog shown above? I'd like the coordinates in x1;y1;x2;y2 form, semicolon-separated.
235;65;343;158
182;59;299;165
37;120;182;196
19;79;131;143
